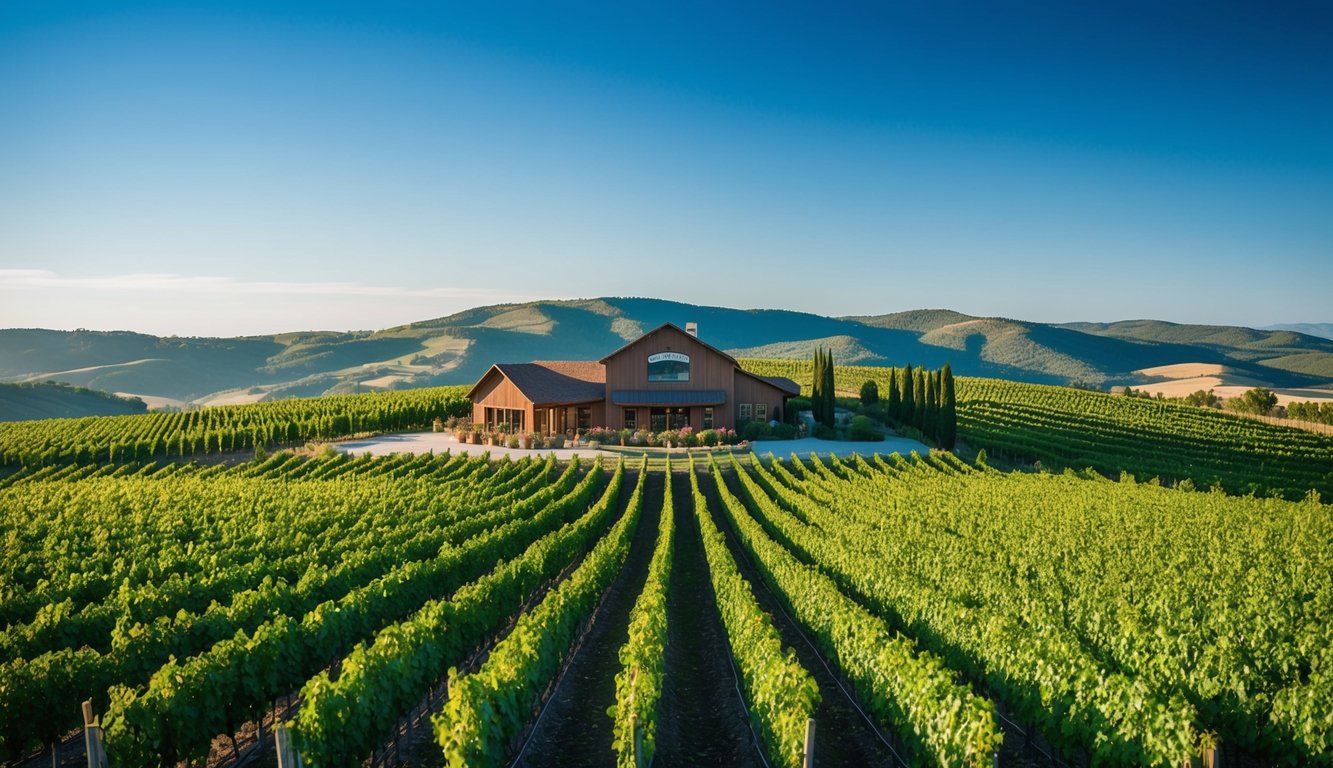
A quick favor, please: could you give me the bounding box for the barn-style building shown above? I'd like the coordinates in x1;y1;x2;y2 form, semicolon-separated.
467;323;799;435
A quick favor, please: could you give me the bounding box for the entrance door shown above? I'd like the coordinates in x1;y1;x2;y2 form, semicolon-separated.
649;407;690;431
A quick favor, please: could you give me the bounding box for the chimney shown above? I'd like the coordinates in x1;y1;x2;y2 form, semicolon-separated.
685;322;698;338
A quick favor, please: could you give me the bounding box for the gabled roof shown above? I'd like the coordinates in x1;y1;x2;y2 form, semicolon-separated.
598;323;738;365
736;368;802;396
466;361;605;406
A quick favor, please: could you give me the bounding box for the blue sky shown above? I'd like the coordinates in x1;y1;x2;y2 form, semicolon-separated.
1;1;1330;336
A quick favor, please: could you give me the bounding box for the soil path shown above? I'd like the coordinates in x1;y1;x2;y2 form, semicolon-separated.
707;465;907;767
654;470;766;768
515;470;663;767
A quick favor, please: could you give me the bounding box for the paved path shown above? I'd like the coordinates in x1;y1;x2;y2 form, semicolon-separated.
335;431;932;460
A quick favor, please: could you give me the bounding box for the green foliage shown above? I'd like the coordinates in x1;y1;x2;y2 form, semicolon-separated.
1230;387;1279;416
859;379;879;405
752;453;1331;765
433;461;647;766
846;415;883;442
690;459;819;768
295;460;623;766
96;458;594;765
610;461;676;767
716;455;1002;765
1286;400;1333;425
0;385;472;468
1183;389;1221;408
938;363;957;450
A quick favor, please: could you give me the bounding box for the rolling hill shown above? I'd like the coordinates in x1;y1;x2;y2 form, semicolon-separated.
1;298;1330;405
0;381;148;421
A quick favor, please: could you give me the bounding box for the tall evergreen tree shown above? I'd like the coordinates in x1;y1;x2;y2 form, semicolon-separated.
913;366;927;431
821;348;836;427
900;364;915;427
925;370;940;441
939;363;957;450
810;348;824;427
886;370;901;423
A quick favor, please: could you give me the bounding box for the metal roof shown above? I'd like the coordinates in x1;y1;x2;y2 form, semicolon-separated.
611;389;727;406
467;361;606;406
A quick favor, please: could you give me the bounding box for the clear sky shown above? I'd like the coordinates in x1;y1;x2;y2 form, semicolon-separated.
2;1;1330;337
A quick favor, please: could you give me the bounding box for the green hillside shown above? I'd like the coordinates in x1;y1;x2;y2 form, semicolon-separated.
0;382;148;422
742;357;1333;500
2;299;1329;403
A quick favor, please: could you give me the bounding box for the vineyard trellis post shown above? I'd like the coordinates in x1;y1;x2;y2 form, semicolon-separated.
81;700;107;768
802;718;815;768
276;726;304;768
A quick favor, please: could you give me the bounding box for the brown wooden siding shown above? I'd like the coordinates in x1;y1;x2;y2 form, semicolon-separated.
602;326;734;396
732;372;789;426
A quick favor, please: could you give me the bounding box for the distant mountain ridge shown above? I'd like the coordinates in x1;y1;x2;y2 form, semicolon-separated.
1;298;1331;404
1263;323;1333;342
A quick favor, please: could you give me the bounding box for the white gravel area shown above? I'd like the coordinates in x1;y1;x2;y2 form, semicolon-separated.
335;431;931;461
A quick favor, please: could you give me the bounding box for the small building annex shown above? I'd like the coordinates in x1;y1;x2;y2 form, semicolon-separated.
467;322;800;435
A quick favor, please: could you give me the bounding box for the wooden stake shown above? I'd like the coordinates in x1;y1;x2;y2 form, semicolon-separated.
803;718;816;768
276;726;303;768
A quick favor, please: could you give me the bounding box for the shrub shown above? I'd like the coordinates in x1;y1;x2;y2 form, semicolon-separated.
740;420;770;442
860;380;879;405
786;396;812;419
814;424;836;440
506;434;521;449
548;434;566;449
846;415;883;441
698;429;718;447
771;423;797;440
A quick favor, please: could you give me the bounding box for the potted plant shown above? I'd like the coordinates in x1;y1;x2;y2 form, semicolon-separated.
519;433;533;449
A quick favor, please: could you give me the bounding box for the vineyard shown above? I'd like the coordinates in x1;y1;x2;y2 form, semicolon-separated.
0;386;471;469
1;444;1328;767
739;359;1333;500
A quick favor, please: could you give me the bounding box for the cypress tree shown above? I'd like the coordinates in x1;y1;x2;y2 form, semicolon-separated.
901;364;915;427
939;363;957;450
913;367;927;431
886;371;901;423
824;349;832;426
925;370;940;442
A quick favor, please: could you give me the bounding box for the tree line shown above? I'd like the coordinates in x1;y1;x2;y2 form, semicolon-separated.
809;349;957;449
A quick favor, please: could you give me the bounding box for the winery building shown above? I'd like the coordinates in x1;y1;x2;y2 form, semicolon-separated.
467;323;800;435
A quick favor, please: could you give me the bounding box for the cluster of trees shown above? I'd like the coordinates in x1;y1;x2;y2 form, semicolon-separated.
810;348;837;428
1285;400;1333;425
886;363;957;449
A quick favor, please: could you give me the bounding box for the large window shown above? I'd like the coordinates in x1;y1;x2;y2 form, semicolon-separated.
755;403;768;422
485;406;525;432
647;352;690;382
577;407;591;431
624;408;637;430
738;403;752;421
703;407;714;429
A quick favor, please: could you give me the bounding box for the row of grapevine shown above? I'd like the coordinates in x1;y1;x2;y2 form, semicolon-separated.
292;459;633;766
96;459;604;766
0;454;544;662
0;384;471;468
609;459;676;767
752;450;1331;764
432;459;648;766
738;358;1333;499
706;455;1004;766
0;458;569;759
687;459;821;768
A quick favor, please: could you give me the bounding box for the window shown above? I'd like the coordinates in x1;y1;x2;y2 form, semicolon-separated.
577;407;591;430
703;407;714;429
624;408;637;430
738;403;752;420
755;403;768;422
